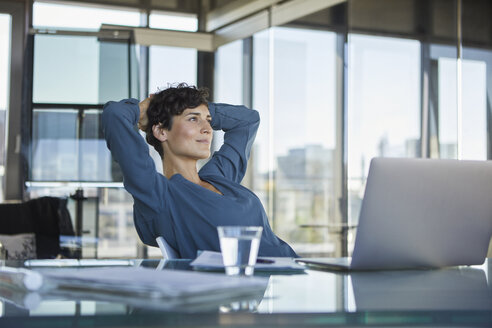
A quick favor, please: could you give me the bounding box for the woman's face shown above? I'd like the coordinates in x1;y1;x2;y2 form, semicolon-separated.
163;104;212;160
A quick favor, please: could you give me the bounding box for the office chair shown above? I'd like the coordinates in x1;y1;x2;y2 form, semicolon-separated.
0;197;76;259
156;236;178;259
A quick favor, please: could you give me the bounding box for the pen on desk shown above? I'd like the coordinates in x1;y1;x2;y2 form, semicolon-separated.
256;258;275;264
0;267;44;291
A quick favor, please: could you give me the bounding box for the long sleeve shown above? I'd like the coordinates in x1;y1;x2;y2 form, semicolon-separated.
200;103;260;183
102;99;168;245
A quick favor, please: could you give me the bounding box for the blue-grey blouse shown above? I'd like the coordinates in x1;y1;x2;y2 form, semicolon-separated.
102;99;297;258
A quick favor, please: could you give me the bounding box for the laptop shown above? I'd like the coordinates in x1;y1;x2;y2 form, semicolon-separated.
296;157;492;271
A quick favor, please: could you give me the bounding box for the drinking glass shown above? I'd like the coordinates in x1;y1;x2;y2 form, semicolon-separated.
217;226;263;276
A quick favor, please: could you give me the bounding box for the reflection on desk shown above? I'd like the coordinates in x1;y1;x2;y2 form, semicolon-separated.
351;267;492;311
0;259;490;327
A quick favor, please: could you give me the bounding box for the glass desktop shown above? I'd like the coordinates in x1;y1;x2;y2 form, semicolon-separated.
0;258;490;327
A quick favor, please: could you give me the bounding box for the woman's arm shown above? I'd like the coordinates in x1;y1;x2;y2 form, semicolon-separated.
199;103;260;183
102;99;168;243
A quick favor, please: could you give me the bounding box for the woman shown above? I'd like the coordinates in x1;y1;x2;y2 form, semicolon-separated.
102;83;297;258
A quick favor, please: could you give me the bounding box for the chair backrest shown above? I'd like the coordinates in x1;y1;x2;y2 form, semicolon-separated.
156;236;178;259
0;197;75;259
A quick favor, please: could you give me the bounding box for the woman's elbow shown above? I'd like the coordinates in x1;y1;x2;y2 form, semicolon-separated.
250;108;260;125
102;101;118;124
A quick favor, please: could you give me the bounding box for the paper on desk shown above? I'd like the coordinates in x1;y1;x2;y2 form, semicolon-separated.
24;259;135;268
190;251;305;272
40;267;268;300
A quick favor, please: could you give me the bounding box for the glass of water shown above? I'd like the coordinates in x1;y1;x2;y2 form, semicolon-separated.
217;226;263;276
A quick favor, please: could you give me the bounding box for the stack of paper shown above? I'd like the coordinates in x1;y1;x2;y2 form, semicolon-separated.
24;259;135;268
190;251;305;272
41;267;268;299
2;266;270;311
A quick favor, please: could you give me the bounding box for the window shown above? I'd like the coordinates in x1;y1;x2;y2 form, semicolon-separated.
213;39;243;165
461;51;489;160
31;109;114;182
148;46;197;93
437;56;488;160
31;34;137;182
461;60;487;160
429;45;490;161
30;29;139;258
33;2;140;30
347;35;421;248
252;29;271;215
215;40;243;104
31;109;78;181
436;57;459;159
0;14;10;202
33;35;137;105
253;27;338;255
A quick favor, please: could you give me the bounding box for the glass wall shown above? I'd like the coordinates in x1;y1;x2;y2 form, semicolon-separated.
213;39;243;169
29;2;144;258
29;31;141;257
0;14;10;202
462;0;492;161
31;34;137;181
252;27;338;255
347;34;421;229
215;40;243;104
252;29;271;217
427;1;492;163
344;0;461;254
148;46;197;93
460;57;487;160
246;0;491;256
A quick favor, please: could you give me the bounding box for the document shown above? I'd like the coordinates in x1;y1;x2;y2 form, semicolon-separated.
24;259;135;267
40;267;268;299
190;251;305;272
2;266;269;311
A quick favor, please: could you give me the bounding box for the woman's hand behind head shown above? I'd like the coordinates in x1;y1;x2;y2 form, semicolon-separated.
138;95;154;131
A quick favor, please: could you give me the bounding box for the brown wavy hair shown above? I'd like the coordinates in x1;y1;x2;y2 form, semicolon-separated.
145;83;209;158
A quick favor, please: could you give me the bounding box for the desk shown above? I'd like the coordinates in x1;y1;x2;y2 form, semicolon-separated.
0;259;491;327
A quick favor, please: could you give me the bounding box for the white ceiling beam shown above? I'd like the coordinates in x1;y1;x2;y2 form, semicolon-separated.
271;0;346;27
206;0;279;32
133;27;214;52
214;10;269;49
213;0;346;49
102;0;347;51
